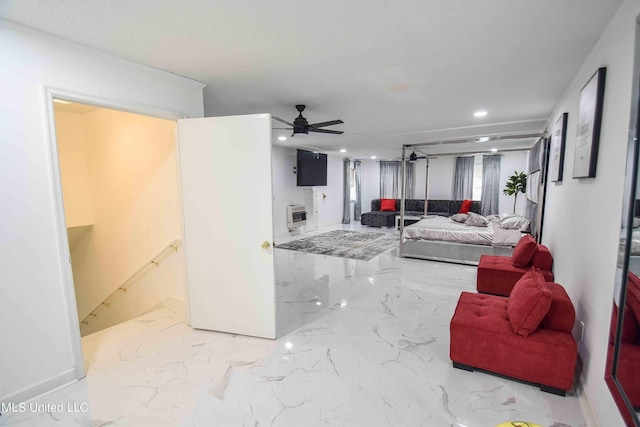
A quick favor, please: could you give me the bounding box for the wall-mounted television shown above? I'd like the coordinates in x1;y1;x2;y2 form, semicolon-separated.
296;149;327;186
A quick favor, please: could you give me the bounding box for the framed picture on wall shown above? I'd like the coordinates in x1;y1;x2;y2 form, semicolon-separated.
573;67;606;178
550;112;568;182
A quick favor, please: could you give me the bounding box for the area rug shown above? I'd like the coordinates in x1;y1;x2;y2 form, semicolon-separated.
275;230;399;261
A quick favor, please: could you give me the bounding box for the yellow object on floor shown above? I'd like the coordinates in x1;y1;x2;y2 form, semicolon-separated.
495;422;544;427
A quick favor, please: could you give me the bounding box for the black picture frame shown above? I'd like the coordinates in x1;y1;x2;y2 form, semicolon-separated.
573;67;606;178
550;113;568;182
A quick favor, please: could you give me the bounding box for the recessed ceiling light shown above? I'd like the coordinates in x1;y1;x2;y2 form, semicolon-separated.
340;149;347;153
477;137;490;142
490;148;498;153
474;111;487;117
278;136;287;141
53;99;72;105
371;156;377;159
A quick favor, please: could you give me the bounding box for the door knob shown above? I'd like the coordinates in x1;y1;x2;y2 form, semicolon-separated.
261;241;271;249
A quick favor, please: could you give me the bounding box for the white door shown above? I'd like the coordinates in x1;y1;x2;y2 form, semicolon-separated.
177;114;276;339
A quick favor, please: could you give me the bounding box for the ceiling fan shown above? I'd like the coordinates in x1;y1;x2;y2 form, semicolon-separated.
408;151;427;161
273;105;343;136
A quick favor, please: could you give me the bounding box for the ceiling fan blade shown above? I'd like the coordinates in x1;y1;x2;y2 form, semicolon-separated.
309;128;344;135
309;119;343;128
272;116;295;127
272;127;292;130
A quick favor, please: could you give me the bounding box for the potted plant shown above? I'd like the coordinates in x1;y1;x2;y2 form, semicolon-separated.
503;171;527;213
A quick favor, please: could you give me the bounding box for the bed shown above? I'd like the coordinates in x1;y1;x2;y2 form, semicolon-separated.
401;214;525;265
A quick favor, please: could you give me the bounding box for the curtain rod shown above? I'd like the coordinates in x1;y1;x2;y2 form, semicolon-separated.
403;132;546;150
378;147;531;162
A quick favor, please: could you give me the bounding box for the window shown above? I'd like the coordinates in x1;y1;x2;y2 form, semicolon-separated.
472;155;483;201
349;166;356;201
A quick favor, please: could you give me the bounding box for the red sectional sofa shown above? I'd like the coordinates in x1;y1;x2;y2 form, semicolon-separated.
450;268;577;395
477;234;554;296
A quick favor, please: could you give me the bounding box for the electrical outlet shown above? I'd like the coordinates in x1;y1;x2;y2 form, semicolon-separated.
579;321;585;341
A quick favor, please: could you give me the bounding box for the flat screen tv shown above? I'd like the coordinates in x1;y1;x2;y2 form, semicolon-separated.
296;149;327;186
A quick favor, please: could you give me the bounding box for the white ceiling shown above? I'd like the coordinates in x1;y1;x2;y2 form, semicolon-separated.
0;0;622;159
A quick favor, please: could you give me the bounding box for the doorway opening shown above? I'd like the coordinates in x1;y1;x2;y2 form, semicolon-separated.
52;99;188;370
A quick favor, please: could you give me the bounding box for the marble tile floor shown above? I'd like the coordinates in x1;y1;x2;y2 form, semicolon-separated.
0;224;586;426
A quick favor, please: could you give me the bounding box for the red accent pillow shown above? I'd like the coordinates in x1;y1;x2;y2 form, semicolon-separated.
507;268;553;337
531;244;553;271
380;198;396;211
458;199;472;214
512;235;538;268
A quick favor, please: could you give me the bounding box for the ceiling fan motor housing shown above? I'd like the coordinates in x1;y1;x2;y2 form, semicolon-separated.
293;104;309;134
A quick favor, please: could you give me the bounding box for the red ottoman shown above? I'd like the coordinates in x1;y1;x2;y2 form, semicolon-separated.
450;278;577;394
477;244;554;296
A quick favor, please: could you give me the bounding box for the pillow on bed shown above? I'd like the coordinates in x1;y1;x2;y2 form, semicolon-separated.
500;215;530;231
486;214;501;223
465;212;488;227
450;213;469;223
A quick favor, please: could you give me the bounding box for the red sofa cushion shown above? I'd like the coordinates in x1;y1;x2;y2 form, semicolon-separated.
380;198;396;211
477;255;554;297
540;282;575;333
508;268;552;337
610;303;638;344
532;244;553;271
458;199;472;214
512;235;538;268
450;291;577;391
625;272;640;323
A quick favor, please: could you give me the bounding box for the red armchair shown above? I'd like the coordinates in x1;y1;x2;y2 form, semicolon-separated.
451;269;577;395
477;235;554;296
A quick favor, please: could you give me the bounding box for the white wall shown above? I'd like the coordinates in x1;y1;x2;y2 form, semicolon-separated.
0;20;204;403
542;1;637;425
55;108;186;331
271;145;344;239
56;112;94;227
272;145;307;238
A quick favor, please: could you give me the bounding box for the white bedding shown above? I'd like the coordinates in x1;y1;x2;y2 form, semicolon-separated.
631;228;640;255
402;215;522;247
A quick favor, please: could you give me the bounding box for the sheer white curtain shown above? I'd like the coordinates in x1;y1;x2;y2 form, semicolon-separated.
481;155;501;216
380;161;414;198
354;161;362;220
452;156;474;200
342;159;351;224
405;161;415;199
380;161;400;198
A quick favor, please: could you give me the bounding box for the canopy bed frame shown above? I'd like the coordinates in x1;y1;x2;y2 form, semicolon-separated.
397;133;546;265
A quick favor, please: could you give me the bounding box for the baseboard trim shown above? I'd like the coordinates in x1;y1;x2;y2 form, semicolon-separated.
1;369;78;404
577;376;599;427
